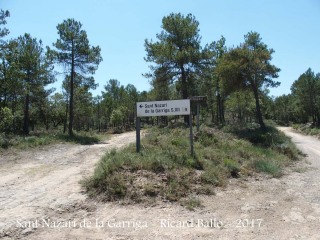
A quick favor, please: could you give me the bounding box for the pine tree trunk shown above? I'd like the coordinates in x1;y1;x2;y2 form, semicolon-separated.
252;84;266;130
68;84;74;136
97;101;101;132
23;93;30;135
63;101;68;133
68;43;75;136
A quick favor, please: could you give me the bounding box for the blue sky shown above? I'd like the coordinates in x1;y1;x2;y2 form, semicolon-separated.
2;0;320;97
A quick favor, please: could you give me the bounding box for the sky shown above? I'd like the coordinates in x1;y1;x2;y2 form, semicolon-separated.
1;0;320;97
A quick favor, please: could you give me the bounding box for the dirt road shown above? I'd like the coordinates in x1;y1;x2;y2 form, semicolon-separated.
278;127;320;169
1;128;320;239
0;131;138;239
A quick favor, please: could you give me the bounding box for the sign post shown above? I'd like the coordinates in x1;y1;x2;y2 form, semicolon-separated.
190;96;207;132
136;117;141;153
136;99;192;155
189;113;194;156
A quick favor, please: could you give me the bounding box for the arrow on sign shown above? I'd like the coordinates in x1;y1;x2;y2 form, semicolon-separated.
139;104;143;108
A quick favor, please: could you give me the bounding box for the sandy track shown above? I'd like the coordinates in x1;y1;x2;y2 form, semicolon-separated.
0;131;138;239
278;127;320;168
1;128;320;239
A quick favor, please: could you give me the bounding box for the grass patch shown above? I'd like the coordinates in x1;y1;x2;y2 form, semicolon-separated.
55;132;101;145
293;166;309;173
144;184;159;197
0;131;107;150
224;124;286;147
223;123;300;161
180;197;203;211
292;123;320;136
82;124;300;204
254;159;281;177
0;133;57;149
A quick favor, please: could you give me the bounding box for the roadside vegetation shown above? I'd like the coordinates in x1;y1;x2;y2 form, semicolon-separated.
0;131;104;150
82;123;300;206
292;123;320;137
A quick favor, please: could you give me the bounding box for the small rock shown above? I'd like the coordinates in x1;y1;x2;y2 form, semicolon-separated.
240;203;255;212
21;228;33;235
306;215;317;221
267;201;278;207
288;211;306;223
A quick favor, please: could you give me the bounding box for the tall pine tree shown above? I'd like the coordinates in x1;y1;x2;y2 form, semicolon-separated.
52;19;102;135
144;13;213;123
217;32;280;129
16;33;55;134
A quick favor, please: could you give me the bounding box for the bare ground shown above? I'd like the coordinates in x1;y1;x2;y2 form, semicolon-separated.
1;128;320;240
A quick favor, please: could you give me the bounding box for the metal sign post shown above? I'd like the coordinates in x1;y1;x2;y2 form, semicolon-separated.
136;117;140;153
136;99;192;155
189;113;194;156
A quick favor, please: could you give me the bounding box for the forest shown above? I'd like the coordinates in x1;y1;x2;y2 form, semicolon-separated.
1;10;320;139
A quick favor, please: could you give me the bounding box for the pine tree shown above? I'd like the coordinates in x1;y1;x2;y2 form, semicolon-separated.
52;19;102;135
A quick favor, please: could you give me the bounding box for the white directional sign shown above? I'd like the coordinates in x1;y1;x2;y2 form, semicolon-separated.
136;99;190;117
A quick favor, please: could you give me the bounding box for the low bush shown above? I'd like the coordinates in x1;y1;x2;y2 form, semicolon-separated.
293;123;320;136
82;124;300;204
0;131;106;150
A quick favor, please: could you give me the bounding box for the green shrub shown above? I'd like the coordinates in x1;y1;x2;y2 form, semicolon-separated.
224;158;240;177
181;197;203;211
294;123;320;136
200;166;226;186
83;172;127;201
144;184;159;197
0;107;14;133
0;134;11;149
253;160;281;177
82;124;299;203
56;132;100;145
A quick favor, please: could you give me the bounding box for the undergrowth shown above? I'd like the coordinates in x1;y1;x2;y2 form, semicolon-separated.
82;124;300;205
0;131;105;150
292;123;320;137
